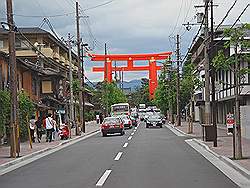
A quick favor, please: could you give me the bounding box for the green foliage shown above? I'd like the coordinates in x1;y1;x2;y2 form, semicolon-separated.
0;90;11;138
101;82;127;114
128;78;154;108
18;91;34;141
72;79;81;94
212;23;250;82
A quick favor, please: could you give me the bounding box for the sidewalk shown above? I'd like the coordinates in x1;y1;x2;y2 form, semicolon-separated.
175;121;250;171
0;121;100;166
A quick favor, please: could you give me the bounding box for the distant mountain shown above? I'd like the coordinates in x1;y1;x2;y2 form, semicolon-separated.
86;79;142;92
122;80;142;91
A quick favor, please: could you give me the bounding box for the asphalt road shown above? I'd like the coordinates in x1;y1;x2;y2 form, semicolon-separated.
0;122;238;188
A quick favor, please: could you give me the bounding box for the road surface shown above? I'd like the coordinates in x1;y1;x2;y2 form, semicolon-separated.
0;122;238;188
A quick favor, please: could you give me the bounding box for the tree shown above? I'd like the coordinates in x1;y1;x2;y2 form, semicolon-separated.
99;81;127;115
0;90;11;143
212;23;250;159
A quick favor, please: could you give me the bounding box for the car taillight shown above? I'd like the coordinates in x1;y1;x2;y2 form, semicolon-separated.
101;124;109;129
120;124;124;128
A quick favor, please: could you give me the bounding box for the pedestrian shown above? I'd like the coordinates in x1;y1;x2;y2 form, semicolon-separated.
52;118;58;141
29;115;36;142
99;113;104;124
96;113;100;124
45;113;54;142
36;116;43;143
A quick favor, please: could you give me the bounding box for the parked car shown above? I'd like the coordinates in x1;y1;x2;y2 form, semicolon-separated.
146;115;163;128
101;117;125;137
119;115;132;129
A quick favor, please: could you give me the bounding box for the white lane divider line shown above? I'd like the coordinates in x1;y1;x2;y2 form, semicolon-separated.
114;152;123;161
135;127;137;130
128;136;132;140
123;142;128;148
131;132;134;136
133;129;136;132
96;170;112;187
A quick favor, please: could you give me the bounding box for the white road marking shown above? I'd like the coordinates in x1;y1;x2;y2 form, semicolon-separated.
96;170;112;187
114;152;123;161
128;136;132;140
135;127;137;130
131;132;134;136
123;142;128;148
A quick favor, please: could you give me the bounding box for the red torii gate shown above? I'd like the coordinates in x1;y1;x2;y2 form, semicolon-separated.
90;52;172;99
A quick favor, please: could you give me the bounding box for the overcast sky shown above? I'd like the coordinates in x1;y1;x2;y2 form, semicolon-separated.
0;0;249;81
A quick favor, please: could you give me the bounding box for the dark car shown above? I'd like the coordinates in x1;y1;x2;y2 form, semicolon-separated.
146;115;163;128
101;117;125;137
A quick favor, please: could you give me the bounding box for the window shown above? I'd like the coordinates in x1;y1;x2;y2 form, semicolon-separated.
0;40;3;49
42;80;53;93
15;39;30;49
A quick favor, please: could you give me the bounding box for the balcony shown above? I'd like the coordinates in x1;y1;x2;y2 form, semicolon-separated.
53;52;60;62
60;56;66;64
41;47;53;58
16;49;37;57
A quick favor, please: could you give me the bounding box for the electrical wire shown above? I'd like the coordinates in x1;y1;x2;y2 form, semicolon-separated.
14;12;74;18
182;2;209;63
169;0;184;37
211;4;249;50
215;0;238;31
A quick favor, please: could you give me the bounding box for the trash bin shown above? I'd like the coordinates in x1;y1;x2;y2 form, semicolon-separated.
204;125;215;141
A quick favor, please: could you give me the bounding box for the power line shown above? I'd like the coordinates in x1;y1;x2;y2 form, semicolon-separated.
211;4;249;49
182;3;209;62
83;0;116;11
215;0;238;31
14;12;74;18
169;0;184;37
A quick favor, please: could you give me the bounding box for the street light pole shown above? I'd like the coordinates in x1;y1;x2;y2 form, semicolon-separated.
6;0;19;158
81;43;86;133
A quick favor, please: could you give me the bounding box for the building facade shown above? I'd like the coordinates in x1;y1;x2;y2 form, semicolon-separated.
189;25;250;139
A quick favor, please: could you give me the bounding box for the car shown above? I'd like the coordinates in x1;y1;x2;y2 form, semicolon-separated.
119;115;132;129
101;117;125;137
146;115;163;128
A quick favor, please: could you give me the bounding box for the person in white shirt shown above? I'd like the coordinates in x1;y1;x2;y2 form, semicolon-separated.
29;115;36;142
46;113;54;142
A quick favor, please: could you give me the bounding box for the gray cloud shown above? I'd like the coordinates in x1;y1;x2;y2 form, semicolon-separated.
1;0;249;81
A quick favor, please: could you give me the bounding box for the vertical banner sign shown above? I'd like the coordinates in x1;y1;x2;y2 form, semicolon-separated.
226;113;235;134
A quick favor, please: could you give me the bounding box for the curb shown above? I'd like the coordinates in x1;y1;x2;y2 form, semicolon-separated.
0;128;100;171
167;123;196;137
193;138;250;180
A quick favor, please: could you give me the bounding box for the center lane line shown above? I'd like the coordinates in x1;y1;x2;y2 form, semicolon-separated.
131;132;135;136
114;152;123;161
96;170;112;187
123;142;128;148
128;136;132;140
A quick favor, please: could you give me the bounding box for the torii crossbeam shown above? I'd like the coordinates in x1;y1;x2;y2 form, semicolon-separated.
90;51;172;99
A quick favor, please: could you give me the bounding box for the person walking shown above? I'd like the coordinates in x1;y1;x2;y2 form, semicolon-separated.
29;115;36;142
96;114;100;124
52;118;58;141
99;113;104;124
46;113;54;142
36;116;43;143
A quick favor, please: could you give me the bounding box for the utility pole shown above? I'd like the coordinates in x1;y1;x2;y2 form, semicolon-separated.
68;33;74;138
76;1;83;135
104;43;108;116
81;43;86;133
210;0;217;147
204;0;212;137
6;0;19;158
176;34;181;127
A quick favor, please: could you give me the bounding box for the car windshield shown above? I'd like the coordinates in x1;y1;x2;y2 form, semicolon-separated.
148;116;161;121
103;118;120;124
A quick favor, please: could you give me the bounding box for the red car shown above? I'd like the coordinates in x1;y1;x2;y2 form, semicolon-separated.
101;117;125;137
